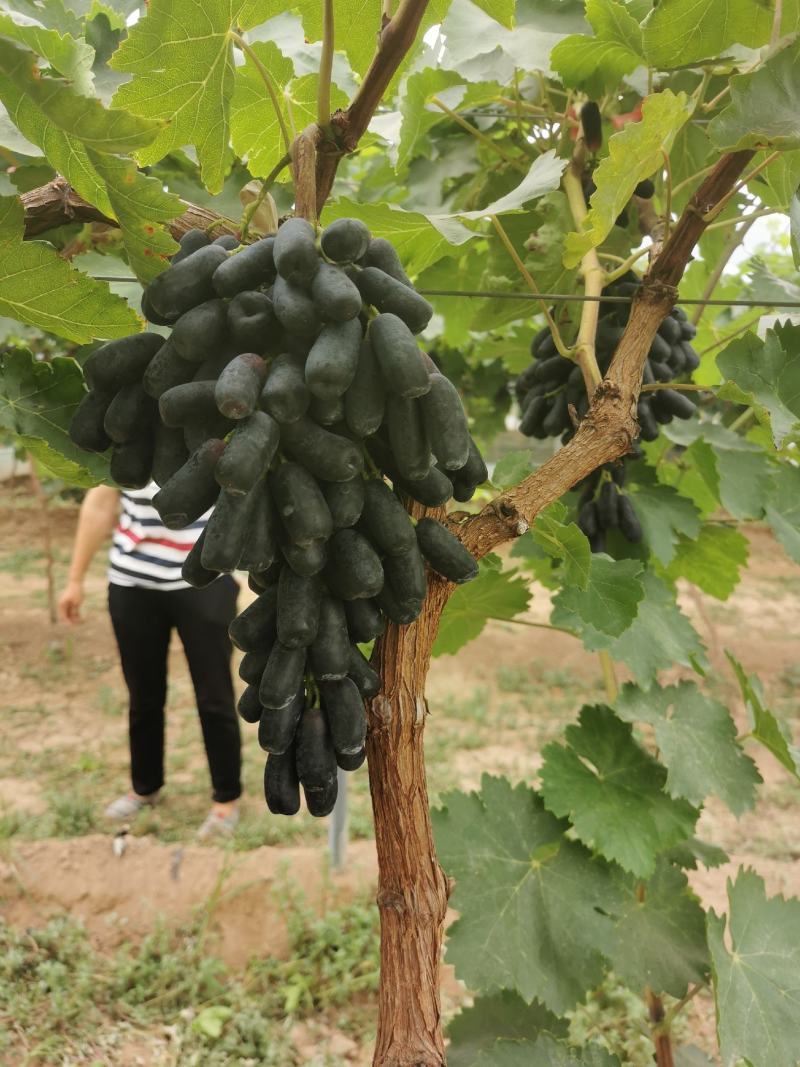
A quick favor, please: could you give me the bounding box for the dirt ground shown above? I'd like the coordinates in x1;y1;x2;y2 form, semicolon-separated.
0;484;798;1065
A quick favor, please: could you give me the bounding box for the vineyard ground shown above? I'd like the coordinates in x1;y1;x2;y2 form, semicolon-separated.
0;483;798;1064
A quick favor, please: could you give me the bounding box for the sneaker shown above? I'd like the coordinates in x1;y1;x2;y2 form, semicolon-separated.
197;807;240;840
104;791;160;821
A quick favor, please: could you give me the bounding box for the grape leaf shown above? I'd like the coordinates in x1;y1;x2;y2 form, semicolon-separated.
0;348;110;486
492;450;535;489
231;43;348;181
551;555;644;637
432;775;622;1013
0;37;160;152
434;561;531;656
666;523;749;600
617;680;761;813
530;505;592;590
0;196;140;342
765;463;800;564
552;0;645;98
551;570;707;687
642;0;784;69
539;705;698;877
727;652;800;780
0;11;95;94
86;150;181;283
709;42;800;152
447;991;566;1067
475;1035;620;1067
397;71;500;172
239;0;451;79
564;92;690;268
111;0;240;192
438;0;563;84
457;151;567;220
321;199;475;278
709;868;800;1067
627;477;701;566
717;327;800;446
603;860;709;996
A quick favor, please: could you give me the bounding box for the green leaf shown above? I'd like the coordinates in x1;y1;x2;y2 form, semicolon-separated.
552;555;644;637
433;776;622;1014
642;0;780;69
709;42;800;152
231;43;348;181
111;0;240;192
617;680;761;813
86;150;181;283
530;505;592;590
492;450;535;489
552;0;644;98
540;705;698;877
0;37;160;153
666;523;749;600
191;1004;233;1039
0;348;110;486
0;196;140;342
627;477;701;566
447;991;566;1067
765;463;800;564
709;868;800;1067
0;12;95;95
321;198;476;278
551;570;707;687
475;1035;620;1067
457;151;567;220
717;327;800;446
240;0;450;80
603;860;709;996
397;71;500;172
564;92;690;268
727;652;800;780
434;561;531;656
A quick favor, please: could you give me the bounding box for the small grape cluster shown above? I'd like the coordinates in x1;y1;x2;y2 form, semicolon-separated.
575;460;642;554
515;273;700;547
69;218;485;818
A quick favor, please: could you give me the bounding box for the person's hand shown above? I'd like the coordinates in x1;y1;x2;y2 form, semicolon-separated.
58;580;84;624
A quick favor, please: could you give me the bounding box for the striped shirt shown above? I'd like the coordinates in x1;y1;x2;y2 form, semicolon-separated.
108;484;209;591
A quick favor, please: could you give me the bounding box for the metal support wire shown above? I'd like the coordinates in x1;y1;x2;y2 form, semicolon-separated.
90;276;800;310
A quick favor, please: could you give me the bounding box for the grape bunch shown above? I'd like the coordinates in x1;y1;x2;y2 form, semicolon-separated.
515;274;700;547
69;218;486;818
574;459;643;554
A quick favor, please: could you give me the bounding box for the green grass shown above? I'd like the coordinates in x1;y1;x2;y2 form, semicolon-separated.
0;878;380;1065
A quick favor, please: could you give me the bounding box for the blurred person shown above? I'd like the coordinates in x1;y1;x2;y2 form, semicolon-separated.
58;484;241;839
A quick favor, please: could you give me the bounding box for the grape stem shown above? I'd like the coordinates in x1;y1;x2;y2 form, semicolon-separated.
691;211;760;325
489;214;572;359
562;147;604;395
702;150;782;223
603;245;651;286
229;32;291;155
239;152;292;241
696;313;763;355
318;0;335;127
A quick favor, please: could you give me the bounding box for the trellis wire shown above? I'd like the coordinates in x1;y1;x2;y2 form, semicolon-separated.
92;276;800;309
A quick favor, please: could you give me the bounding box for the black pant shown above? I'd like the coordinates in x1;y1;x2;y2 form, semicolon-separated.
108;578;241;803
